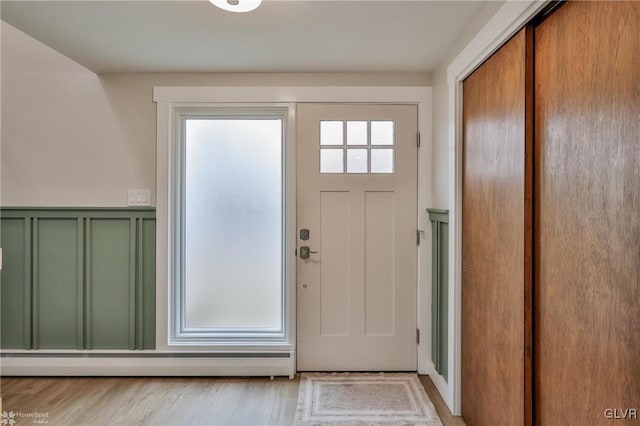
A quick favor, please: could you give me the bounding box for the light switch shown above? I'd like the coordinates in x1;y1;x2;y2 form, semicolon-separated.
128;189;151;206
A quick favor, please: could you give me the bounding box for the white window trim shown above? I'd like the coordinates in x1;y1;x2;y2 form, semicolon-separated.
156;101;296;354
154;87;431;377
170;107;291;344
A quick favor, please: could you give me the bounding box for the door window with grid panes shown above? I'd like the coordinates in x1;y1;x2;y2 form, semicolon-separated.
319;120;395;174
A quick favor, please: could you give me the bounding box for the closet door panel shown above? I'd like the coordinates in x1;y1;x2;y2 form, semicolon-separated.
462;27;532;426
535;2;640;424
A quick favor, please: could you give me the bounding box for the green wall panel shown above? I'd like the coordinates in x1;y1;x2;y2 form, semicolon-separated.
428;209;449;381
88;219;134;349
36;219;82;349
437;222;449;379
142;219;156;349
0;208;156;350
1;218;29;348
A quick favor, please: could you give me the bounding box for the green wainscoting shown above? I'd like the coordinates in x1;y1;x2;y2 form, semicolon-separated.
428;208;448;380
1;208;156;350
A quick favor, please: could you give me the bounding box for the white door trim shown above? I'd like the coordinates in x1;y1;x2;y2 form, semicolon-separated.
442;0;550;415
154;86;432;376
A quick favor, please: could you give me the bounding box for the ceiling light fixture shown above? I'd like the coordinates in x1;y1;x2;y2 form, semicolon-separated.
209;0;262;13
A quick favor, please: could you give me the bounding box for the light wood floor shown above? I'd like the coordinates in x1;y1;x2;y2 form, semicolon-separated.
1;375;464;426
418;376;467;426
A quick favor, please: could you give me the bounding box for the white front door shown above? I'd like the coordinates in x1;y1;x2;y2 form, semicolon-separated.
296;103;418;371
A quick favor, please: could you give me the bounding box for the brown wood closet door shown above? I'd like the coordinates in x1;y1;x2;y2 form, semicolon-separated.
462;28;532;426
535;2;640;425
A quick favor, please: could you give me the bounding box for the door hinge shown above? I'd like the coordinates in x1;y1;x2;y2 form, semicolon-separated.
416;328;421;344
417;131;421;148
295;247;297;257
416;229;424;246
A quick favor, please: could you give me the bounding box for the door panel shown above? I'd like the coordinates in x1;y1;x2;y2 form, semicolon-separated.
364;191;395;336
462;28;532;426
319;190;351;336
297;104;418;371
535;2;640;424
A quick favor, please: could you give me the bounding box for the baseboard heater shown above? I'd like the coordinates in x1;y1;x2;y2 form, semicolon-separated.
0;352;295;378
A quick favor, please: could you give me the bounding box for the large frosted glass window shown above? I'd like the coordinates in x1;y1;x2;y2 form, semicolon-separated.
183;118;283;332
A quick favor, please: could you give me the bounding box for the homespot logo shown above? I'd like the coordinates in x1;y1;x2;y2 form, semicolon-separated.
604;408;637;420
2;411;49;425
1;412;14;426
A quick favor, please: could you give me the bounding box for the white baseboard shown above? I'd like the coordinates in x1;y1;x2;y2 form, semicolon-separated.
0;353;296;378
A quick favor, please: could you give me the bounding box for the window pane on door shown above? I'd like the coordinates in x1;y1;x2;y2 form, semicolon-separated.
371;148;394;173
320;149;344;173
371;121;395;145
346;121;368;145
184;119;283;331
347;149;368;173
320;121;344;145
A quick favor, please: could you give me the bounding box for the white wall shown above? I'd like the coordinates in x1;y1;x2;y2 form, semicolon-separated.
1;22;146;207
1;22;431;207
430;1;504;209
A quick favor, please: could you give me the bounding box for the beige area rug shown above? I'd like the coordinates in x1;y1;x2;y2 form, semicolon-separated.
294;373;443;426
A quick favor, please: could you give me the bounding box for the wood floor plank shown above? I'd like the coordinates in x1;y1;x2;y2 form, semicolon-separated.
228;379;280;426
189;378;250;426
268;377;300;426
142;378;215;426
27;378;80;416
77;378;149;425
419;375;466;426
45;378;109;424
111;378;178;426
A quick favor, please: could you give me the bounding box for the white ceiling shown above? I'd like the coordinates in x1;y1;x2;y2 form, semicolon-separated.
1;0;492;74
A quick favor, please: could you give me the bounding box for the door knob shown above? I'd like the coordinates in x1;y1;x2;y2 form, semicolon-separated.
299;246;319;260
